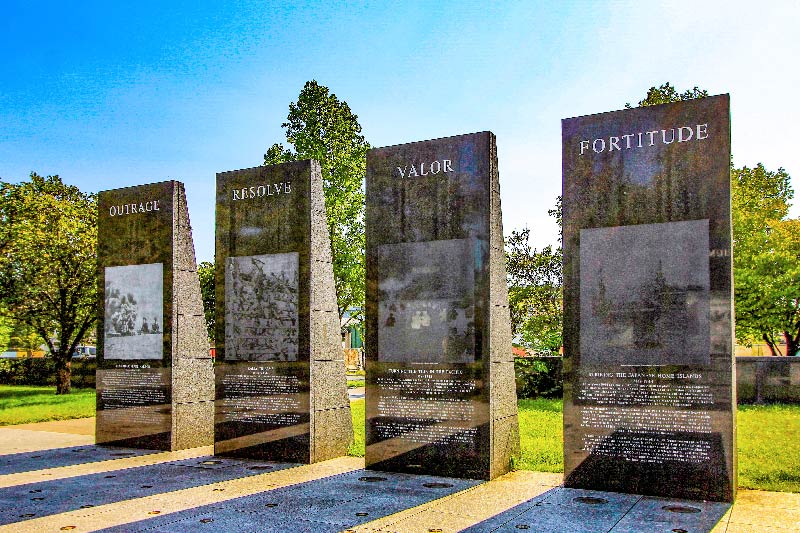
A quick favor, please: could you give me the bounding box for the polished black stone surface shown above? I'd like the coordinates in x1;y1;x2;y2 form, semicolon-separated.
365;132;517;480
562;95;735;501
97;182;176;450
215;160;351;462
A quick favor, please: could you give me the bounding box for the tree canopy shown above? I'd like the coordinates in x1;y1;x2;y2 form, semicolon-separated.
197;261;215;343
0;173;97;392
264;80;368;326
732;164;798;355
505;228;562;354
505;198;563;355
626;82;708;108
634;82;799;355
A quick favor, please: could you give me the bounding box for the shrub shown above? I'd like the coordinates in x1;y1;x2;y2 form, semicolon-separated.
0;358;95;387
514;356;563;399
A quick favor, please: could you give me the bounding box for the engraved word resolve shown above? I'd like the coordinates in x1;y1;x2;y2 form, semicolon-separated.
232;182;292;201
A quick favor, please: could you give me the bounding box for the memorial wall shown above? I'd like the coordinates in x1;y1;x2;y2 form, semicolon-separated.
96;181;214;450
214;160;352;462
365;132;519;480
562;95;736;501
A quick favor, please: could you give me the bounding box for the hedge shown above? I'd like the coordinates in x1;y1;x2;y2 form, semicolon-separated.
0;358;96;388
514;356;563;399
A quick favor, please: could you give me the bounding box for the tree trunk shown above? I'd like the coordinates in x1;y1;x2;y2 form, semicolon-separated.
785;331;799;357
763;333;782;356
54;355;72;394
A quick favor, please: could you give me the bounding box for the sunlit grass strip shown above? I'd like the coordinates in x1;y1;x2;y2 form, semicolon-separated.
737;403;800;493
0;385;95;426
348;398;365;457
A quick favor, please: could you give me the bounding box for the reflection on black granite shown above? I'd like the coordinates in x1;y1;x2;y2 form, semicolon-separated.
214;162;314;462
580;220;710;366
562;95;735;502
97;182;175;449
376;239;475;364
366;132;516;480
214;361;311;463
565;429;731;501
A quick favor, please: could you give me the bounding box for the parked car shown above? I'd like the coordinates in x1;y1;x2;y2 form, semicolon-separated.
72;345;97;358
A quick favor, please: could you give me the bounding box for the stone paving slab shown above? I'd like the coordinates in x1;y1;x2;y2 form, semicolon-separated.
0;420;797;532
0;445;153;475
0;455;293;525
0;427;94;454
10;417;96;436
0;445;214;489
0;456;363;532
99;468;478;532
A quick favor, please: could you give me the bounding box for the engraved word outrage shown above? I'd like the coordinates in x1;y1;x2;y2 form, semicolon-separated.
580;124;709;155
109;200;160;217
396;159;454;178
232;182;292;201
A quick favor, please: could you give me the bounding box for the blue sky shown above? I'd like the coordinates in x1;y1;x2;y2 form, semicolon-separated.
2;1;798;263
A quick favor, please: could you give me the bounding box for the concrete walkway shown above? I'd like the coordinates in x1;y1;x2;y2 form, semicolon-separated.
0;419;796;532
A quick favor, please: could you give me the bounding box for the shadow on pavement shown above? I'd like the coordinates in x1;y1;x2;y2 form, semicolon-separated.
0;452;295;526
0;445;154;475
461;486;731;533
97;468;480;532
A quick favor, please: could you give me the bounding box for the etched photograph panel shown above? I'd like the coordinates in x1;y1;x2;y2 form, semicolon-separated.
225;252;299;361
377;239;474;363
580;220;710;366
104;263;164;360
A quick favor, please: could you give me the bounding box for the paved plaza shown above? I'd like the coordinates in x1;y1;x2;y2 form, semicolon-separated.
0;418;795;532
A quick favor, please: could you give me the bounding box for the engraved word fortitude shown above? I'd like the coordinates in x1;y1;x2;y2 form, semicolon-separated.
232;182;292;201
580;124;709;155
396;159;454;178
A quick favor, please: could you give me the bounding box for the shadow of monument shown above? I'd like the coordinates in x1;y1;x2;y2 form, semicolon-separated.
461;486;731;533
96;468;479;533
0;451;293;526
0;445;155;475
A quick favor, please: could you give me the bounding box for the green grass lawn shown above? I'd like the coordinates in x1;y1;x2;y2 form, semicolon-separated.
0;385;95;426
516;398;563;473
348;399;365;457
2;386;798;493
737;403;800;492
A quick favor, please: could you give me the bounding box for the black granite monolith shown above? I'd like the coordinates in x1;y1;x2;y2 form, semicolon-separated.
97;180;214;450
214;160;352;462
365;132;519;480
562;95;736;501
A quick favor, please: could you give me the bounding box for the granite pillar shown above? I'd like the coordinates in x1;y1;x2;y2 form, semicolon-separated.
214;160;352;462
96;180;214;450
365;132;519;480
562;95;736;501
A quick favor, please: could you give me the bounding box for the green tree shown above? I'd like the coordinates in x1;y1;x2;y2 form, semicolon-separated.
633;82;799;355
8;321;45;357
505;199;563;355
264;80;368;325
732;165;798;355
0;173;97;393
197;261;215;343
626;82;708;108
0;312;12;352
